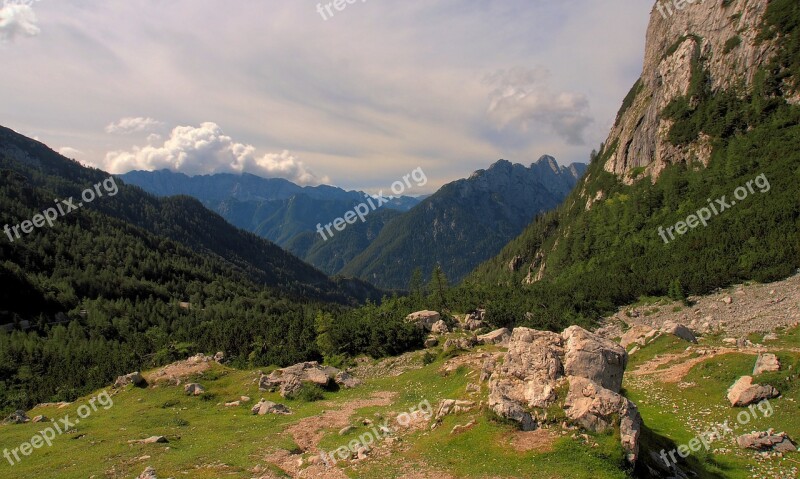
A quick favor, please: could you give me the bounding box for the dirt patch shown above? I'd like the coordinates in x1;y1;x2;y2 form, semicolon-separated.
504;428;560;453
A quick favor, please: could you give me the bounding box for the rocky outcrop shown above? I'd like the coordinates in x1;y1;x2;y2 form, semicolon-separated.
661;322;697;343
727;376;780;407
602;0;776;182
460;310;486;331
114;372;148;389
753;353;781;375
259;361;361;398
736;430;797;453
489;326;640;462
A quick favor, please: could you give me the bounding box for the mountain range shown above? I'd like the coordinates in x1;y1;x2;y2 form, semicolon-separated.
123;156;587;289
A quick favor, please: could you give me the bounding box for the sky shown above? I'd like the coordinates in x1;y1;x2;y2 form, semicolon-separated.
0;0;652;194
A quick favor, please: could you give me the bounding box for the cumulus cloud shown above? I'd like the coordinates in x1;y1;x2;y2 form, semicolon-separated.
58;146;82;158
0;1;41;43
104;122;329;185
484;67;593;145
105;117;164;134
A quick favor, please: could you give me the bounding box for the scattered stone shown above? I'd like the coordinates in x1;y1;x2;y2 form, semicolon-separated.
451;420;476;435
722;296;733;305
461;310;486;331
722;338;737;345
424;337;439;348
753;353;781;375
356;445;370;460
443;336;478;350
763;333;779;342
184;383;205;396
477;328;511;346
727;376;780;407
31;415;49;423
213;351;225;362
736;430;796;453
129;436;168;445
114;372;148;389
339;426;356;436
240;396;251;402
431;320;449;334
466;383;480;393
433;399;476;423
259;361;359;398
224;401;241;407
251;399;292;415
5;410;29;424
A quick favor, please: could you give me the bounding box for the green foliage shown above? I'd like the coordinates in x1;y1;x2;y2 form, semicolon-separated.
724;35;742;53
288;383;325;402
615;78;643;126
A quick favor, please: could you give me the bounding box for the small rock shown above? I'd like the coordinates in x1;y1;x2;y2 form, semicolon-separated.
339;426;356;436
184;383;205;396
721;296;733;305
5;410;29;424
137;466;158;479
31;415;49;423
736;431;797;453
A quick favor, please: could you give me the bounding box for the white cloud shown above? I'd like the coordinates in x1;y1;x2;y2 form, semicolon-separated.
58;146;81;158
0;1;40;43
105;117;164;134
104;122;329;185
484;67;594;145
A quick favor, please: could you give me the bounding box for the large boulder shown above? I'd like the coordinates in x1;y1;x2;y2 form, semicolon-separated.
661;322;697;343
114;372;148;389
753;353;781;375
477;328;511;346
489;326;639;463
565;376;641;463
727;376;780;407
561;326;627;393
405;311;441;331
736;430;796;453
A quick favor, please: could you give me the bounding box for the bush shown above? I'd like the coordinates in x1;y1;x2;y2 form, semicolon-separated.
288;383;325;402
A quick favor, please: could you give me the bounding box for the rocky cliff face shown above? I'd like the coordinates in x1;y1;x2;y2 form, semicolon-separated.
605;0;776;181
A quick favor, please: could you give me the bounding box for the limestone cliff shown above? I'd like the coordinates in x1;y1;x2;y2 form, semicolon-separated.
605;0;776;182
